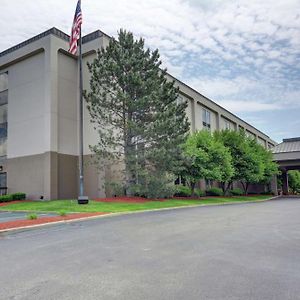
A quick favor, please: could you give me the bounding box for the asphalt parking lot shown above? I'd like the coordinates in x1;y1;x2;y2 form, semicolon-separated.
0;197;300;300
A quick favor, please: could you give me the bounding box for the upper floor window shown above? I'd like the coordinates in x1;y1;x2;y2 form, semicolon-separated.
202;108;211;130
258;138;266;147
224;119;232;130
246;131;255;140
176;95;185;105
0;73;8;92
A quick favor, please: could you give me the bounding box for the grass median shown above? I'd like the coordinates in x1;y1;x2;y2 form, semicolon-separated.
0;195;272;214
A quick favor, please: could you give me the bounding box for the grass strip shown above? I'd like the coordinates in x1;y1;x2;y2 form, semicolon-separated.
0;196;271;214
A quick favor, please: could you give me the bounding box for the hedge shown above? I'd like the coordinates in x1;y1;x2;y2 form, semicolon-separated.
0;193;26;203
194;189;205;197
174;185;192;197
206;187;224;196
12;192;26;200
229;188;244;196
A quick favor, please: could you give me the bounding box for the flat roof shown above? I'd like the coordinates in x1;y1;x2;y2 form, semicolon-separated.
0;27;104;58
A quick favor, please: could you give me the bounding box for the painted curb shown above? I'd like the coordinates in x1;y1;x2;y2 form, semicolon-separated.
0;196;280;234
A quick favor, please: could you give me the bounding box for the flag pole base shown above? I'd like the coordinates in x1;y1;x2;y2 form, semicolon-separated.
78;196;89;205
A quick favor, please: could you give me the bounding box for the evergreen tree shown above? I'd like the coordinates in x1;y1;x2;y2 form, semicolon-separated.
84;29;190;196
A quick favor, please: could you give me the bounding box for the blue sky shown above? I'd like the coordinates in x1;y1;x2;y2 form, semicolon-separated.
1;0;299;142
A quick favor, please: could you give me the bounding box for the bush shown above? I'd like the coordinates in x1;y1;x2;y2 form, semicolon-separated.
27;213;37;220
174;185;192;197
106;182;125;197
145;175;175;199
132;173;175;199
194;189;205;197
58;211;67;217
12;192;26;200
260;191;272;195
229;188;244;196
206;187;223;196
128;184;147;198
0;194;13;202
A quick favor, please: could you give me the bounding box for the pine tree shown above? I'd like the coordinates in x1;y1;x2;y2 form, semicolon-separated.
84;29;190;196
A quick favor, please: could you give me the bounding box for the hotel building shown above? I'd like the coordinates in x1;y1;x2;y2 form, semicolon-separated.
0;28;276;199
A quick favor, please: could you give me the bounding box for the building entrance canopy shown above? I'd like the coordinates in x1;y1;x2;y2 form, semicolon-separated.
273;137;300;194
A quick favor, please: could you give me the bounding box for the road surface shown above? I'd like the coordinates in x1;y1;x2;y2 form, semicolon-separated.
1;197;300;300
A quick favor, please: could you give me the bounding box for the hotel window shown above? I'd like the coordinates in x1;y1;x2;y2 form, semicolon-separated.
224;119;231;130
246;131;255;140
202;108;211;130
176;95;185;105
0;172;7;195
0;72;8;158
258;138;266;147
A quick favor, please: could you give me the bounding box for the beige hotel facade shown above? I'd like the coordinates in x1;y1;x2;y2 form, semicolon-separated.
0;28;276;200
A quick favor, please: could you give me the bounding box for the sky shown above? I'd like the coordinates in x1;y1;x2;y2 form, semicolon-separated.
0;0;299;142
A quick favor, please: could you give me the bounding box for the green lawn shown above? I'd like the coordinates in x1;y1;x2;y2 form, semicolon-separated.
0;196;272;214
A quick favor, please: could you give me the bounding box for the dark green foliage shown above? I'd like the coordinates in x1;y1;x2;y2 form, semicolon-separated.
174;185;192;197
229;188;244;196
85;29;189;197
12;193;26;200
194;189;205;197
0;193;26;203
106;182;125;197
260;191;274;195
206;187;224;196
288;171;300;194
0;194;13;202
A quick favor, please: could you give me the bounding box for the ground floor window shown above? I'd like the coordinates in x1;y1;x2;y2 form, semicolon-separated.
0;172;7;195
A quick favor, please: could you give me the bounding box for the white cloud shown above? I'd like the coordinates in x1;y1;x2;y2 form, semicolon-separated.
0;0;299;140
217;100;281;113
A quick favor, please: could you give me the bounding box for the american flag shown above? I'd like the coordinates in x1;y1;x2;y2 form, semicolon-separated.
69;0;83;55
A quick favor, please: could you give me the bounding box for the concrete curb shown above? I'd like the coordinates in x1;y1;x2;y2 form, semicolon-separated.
0;196;280;234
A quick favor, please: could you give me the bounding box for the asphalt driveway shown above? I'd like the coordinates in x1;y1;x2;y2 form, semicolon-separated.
0;197;300;300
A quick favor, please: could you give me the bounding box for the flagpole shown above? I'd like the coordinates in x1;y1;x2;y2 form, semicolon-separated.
78;0;88;204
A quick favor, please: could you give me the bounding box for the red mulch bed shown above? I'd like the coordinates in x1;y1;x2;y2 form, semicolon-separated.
0;212;107;231
0;200;31;207
94;196;165;203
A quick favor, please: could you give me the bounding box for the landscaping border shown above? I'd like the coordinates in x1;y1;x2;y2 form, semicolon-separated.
0;195;281;234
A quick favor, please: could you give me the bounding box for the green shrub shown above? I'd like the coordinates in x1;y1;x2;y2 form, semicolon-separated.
229;188;244;196
58;211;67;217
27;213;37;220
260;191;274;195
12;192;26;200
106;182;125;197
132;173;175;199
206;187;223;196
0;194;13;202
174;185;192;197
194;189;205;197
